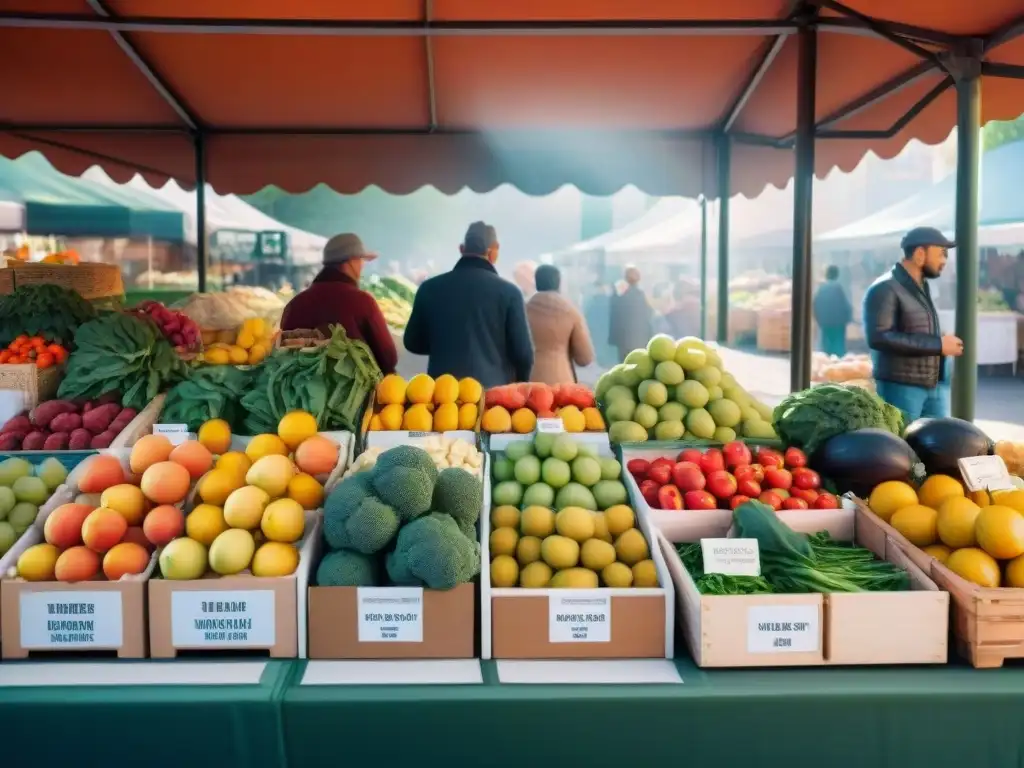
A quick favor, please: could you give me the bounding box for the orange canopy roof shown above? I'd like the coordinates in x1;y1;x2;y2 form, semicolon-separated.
2;1;1024;197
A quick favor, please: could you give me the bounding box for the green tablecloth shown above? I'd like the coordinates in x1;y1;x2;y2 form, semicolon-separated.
0;660;293;768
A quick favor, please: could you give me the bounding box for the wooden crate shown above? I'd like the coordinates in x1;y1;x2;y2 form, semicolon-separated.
0;364;61;409
728;307;759;344
757;309;791;353
2;263;123;299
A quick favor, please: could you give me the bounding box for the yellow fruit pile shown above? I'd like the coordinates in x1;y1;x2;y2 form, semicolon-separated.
164;411;340;580
368;373;482;432
868;475;1024;589
201;317;274;366
488;503;658;588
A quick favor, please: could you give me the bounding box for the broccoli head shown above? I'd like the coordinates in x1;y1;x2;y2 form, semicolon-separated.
316;549;379;587
374;445;439;482
385;512;481;590
323;473;400;553
432;467;482;528
371;466;435;523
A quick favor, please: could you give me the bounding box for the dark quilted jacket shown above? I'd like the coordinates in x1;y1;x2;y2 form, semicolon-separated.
862;263;945;388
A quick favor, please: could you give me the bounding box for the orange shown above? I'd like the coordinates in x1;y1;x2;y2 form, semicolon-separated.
277;411;318;451
936;496;981;549
889;505;938;547
975;505;1024;560
917;474;964;510
198;418;232;455
867;480;919;522
510;408;536;434
945;547;1000;588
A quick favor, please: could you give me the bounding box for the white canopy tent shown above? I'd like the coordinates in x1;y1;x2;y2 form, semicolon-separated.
0;201;23;233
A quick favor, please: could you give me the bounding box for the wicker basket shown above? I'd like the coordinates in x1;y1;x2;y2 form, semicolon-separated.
0;364;61;409
757;309;791;352
275;328;328;350
0;263;123;300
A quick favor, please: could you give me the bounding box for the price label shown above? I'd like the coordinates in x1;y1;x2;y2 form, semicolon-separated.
549;592;611;643
959;455;1014;492
171;590;276;647
407;431;434;439
19;591;124;649
536;418;564;434
153;424;190;445
357;587;423;642
747;605;819;654
701;538;760;576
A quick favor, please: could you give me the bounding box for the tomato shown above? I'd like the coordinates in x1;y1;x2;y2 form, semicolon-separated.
12;334;27;346
790;487;819;504
684;490;717;510
0;351;11;364
764;467;793;490
792;467;821;491
648;463;672;485
784;447;807;469
736;478;761;498
756;447;785;468
670;461;705;492
706;470;738;500
782;497;810;510
812;492;840;509
698;449;725;475
35;353;54;369
639;479;661;508
53;347;68;363
657;484;684;510
722;441;752;469
626;458;650;480
759;490;783;510
677;448;703;465
729;495;753;510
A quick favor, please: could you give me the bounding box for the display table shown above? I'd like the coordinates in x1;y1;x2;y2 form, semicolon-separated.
939;309;1018;370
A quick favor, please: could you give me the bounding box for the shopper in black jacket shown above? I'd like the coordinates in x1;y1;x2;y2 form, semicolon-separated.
862;227;963;420
404;222;534;388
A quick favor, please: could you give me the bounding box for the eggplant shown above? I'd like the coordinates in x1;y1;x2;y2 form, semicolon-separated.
809;428;921;498
903;417;993;477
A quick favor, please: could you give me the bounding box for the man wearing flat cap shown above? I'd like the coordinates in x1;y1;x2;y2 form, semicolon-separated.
862;226;963;421
281;233;398;374
404;222;534;387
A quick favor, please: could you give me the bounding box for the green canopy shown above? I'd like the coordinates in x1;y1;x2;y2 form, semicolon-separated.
0;153;185;241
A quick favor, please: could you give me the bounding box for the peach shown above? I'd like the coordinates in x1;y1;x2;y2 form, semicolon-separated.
43;503;94;549
103;541;150;581
294;435;340;476
78;455;126;494
100;483;147;526
130;434;174;474
122;525;154;551
169;440;214;480
143;504;185;546
140;461;191;505
82;507;128;553
55;546;101;582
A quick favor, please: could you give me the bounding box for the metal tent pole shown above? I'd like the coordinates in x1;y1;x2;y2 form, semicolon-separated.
699;195;708;339
716;137;731;344
790;20;817;393
194;134;207;293
951;48;982;420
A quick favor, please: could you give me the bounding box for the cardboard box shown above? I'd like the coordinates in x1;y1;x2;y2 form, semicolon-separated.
483;434;675;660
656;503;947;668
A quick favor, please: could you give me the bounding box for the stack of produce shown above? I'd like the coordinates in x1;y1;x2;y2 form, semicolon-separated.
0;335;68;368
978;288;1010;312
773;384;904;457
491;434;627;513
628;441;838;512
0;457;67;558
482;382;604;434
160;366;252;433
129;300;201;354
810;353;873;385
680;500;910;595
58;312;187;411
996;440;1024;477
598;334;775;443
201;317;274;366
369;373;482;432
342;436;483;481
364;275;415;331
0;284;96;348
0;397;137;450
177;287;285;342
241;325;381;434
316;445;482;590
488;433;655;588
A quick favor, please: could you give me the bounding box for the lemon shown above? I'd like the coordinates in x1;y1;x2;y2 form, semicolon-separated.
227;345;249;365
918;474;964;510
235;328;256;350
402;404;432;431
541;535;580;569
17;543;59;581
277;410;318;450
551;568;599;588
208;529;256;575
490;505;520;529
604;505;635;537
516;535;542;566
198;419;232;454
592;512;612;543
377;374;407;406
458;377;482;405
520;506;555;538
946;547;1000;588
868;480;919;522
489;527;519;558
433;402;459;432
490;555;519;587
602;561;633;587
1005;553;1024;588
287;472;324;510
614;528;650;565
244;317;267;338
223;485;271;530
186;504;229;546
368;414;383;431
248;343;268;365
555;507;596;542
245;433;289;462
975;505;1024;560
261;498;306;543
519;561;552;588
890;505;938;547
204;348;230;365
246;454;296;498
216;451;252;479
458;403;478;430
198;468;246;506
580;538;616;570
379;404;405;431
993;489;1024;515
406;374;435;405
936;496;981;549
251;542;299;577
632;559;659;587
922;544;952;564
433;374;460;405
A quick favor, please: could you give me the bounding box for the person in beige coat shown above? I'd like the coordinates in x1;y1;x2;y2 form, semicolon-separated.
525;265;595;385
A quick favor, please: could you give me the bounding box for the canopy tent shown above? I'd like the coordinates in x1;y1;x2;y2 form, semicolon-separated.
817;140;1024;250
0;153;185;239
543;198;696;261
80;165;326;265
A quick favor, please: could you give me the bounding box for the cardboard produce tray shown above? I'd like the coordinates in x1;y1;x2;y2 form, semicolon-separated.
657;503;948;668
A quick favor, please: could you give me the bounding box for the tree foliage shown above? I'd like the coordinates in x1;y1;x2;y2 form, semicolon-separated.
983;113;1024;152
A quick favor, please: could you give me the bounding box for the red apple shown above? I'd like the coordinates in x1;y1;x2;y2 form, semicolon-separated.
706;470;737;500
671;461;705;492
677;448;703;465
657;484;684;510
756;447;784;468
792;467;821;491
782;497;809;510
699;449;725;475
722;441;752;469
729;494;753;510
764;467;793;491
759;490;783;510
812;492;840;509
684;490;718;511
648;463;672;485
784;446;807;469
627;458;650;479
790;487;819;504
639;479;661;508
736;478;761;498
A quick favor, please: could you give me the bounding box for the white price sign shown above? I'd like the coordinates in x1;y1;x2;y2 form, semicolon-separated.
747;604;820;654
549;592;610;643
536;418;564;434
153;424;190;445
959;455;1014;493
357;587;423;642
19;591;124;649
701;538;761;576
171;590;276;647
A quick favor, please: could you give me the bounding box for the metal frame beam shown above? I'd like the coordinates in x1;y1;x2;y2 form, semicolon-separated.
980;62;1024;80
984;14;1024;52
809;0;939;61
815;76;952;140
423;0;438;131
720;34;788;133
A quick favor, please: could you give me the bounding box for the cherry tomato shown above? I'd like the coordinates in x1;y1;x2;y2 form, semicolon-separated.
35;353;53;368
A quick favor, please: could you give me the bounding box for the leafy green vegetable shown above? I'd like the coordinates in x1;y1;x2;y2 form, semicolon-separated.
677;542;775;595
161;365;252;431
733;500;813;559
241;324;380;434
0;284;97;346
772;383;904;455
57;312;186;410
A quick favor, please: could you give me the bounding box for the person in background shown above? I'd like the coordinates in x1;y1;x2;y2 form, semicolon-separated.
404;222;534;387
813;265;853;357
525;265;595;385
583;274;616;367
280;233;398;374
862;226;963;421
609;265;653;362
